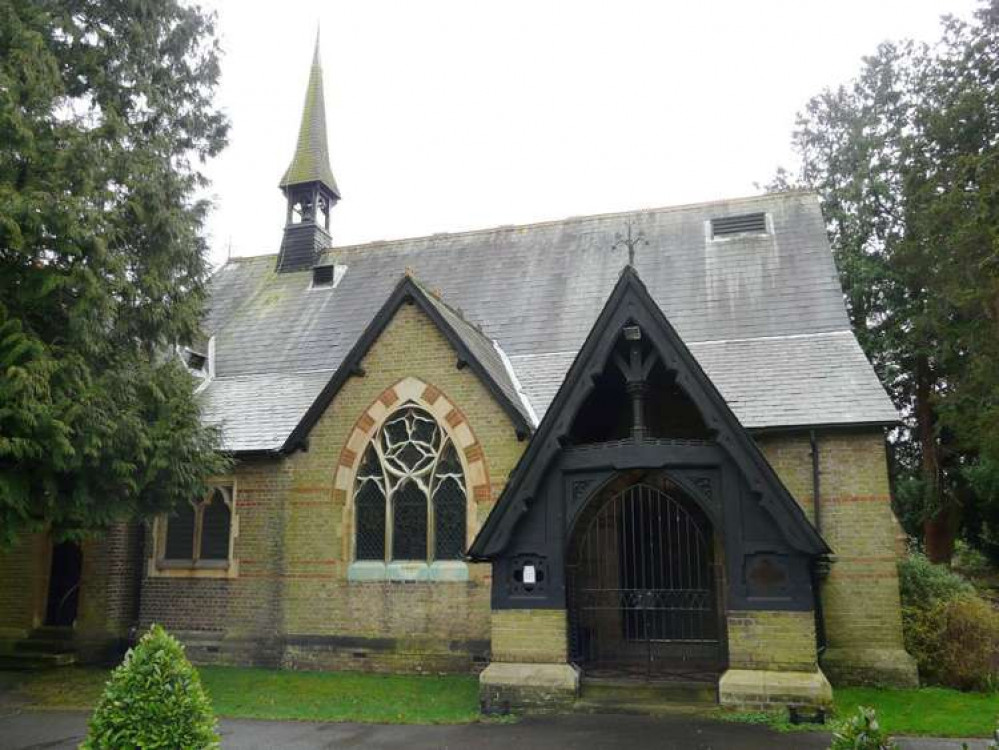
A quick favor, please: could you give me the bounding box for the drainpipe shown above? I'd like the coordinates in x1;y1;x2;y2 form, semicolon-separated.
809;429;827;655
810;430;822;535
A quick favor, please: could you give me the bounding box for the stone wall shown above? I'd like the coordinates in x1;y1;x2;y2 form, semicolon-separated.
756;430;917;687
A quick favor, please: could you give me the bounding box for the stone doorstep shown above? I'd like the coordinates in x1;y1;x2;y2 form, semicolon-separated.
479;662;580;690
718;668;833;710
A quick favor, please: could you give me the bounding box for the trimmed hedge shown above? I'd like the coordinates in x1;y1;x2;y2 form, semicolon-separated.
82;624;219;750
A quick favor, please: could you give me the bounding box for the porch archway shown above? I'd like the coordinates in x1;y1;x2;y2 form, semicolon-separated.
566;477;725;680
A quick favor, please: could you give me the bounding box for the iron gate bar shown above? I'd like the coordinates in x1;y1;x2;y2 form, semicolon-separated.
567;482;723;680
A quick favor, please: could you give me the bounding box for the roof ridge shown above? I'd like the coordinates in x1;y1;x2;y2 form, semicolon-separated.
223;190;819;265
322;190;820;255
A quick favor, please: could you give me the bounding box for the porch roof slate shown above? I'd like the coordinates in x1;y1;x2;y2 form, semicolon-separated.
200;191;898;452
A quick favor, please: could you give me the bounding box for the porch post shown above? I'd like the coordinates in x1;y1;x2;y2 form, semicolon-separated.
479;609;580;713
718;610;833;709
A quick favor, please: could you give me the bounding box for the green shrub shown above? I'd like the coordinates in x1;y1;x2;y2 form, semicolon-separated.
82;624;219;750
906;594;999;691
898;552;974;610
830;707;897;750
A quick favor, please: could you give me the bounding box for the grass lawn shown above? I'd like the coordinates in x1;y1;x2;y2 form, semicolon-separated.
13;667;999;736
834;686;999;738
12;666;481;725
724;686;999;738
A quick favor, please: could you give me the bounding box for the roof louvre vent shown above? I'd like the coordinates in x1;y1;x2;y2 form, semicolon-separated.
711;212;768;239
313;265;334;286
311;262;347;290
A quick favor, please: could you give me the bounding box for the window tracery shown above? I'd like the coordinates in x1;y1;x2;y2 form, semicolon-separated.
354;405;467;562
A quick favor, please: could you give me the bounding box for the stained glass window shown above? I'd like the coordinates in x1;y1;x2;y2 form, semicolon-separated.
354;404;468;562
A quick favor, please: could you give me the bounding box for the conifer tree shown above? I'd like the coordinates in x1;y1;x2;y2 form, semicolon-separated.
767;1;999;562
0;0;230;545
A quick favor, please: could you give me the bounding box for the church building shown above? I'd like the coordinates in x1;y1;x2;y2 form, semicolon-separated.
0;40;918;710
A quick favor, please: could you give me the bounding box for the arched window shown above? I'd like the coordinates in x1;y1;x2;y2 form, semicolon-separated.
161;485;234;567
354;405;468;562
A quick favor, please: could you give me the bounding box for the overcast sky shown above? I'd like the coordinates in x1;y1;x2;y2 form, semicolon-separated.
199;0;978;268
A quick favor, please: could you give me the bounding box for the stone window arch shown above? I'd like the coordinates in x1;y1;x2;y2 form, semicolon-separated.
336;377;491;579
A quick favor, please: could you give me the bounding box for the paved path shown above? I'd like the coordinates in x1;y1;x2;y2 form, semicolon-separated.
0;707;992;750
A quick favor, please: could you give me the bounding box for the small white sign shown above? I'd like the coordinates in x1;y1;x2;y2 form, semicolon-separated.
522;565;536;585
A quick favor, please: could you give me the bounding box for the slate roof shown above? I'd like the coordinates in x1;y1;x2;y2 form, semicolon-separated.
278;36;340;196
200;191;899;453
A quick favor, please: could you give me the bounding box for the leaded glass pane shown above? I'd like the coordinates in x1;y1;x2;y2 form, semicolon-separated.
200;490;231;560
392;479;428;560
357;444;383;479
164;502;196;560
355;480;386;560
437;442;462;475
354;404;469;563
434;476;466;560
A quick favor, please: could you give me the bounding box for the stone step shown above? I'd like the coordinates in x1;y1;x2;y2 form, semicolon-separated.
580;677;719;707
0;651;77;670
14;639;76;655
573;699;713;717
27;626;74;642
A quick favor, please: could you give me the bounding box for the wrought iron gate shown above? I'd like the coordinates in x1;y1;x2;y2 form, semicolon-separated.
567;483;722;679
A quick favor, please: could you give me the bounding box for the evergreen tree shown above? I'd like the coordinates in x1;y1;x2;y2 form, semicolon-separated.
0;0;230;546
767;1;999;562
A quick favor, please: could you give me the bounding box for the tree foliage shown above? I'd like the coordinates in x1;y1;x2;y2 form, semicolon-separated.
0;0;230;546
767;1;999;562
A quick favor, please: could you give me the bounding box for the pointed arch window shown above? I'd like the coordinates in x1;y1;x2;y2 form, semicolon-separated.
158;484;235;572
354;405;468;562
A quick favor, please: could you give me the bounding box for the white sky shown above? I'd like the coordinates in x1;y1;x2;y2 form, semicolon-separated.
200;0;977;268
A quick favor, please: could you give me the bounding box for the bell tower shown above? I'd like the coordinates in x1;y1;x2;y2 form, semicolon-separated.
276;32;341;273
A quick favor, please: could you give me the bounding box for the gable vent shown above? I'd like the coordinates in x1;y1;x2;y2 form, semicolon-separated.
710;212;768;238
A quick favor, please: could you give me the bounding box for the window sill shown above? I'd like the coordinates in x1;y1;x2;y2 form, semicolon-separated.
147;558;238;579
347;561;468;583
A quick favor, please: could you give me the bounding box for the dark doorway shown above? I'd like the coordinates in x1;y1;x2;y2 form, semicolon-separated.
45;540;82;627
567;480;724;680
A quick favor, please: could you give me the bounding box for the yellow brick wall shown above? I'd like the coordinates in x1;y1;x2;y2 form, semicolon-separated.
727;610;817;672
0;533;48;638
490;610;568;663
756;430;915;685
279;303;525;658
141;301;526;671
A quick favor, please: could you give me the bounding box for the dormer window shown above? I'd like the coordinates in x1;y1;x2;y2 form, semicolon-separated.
179;337;214;392
710;212;768;239
184;349;207;372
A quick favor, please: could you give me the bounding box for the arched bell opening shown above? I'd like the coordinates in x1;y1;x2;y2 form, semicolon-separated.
567;472;726;681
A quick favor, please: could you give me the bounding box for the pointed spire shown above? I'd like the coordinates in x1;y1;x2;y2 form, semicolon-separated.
279;29;340;197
